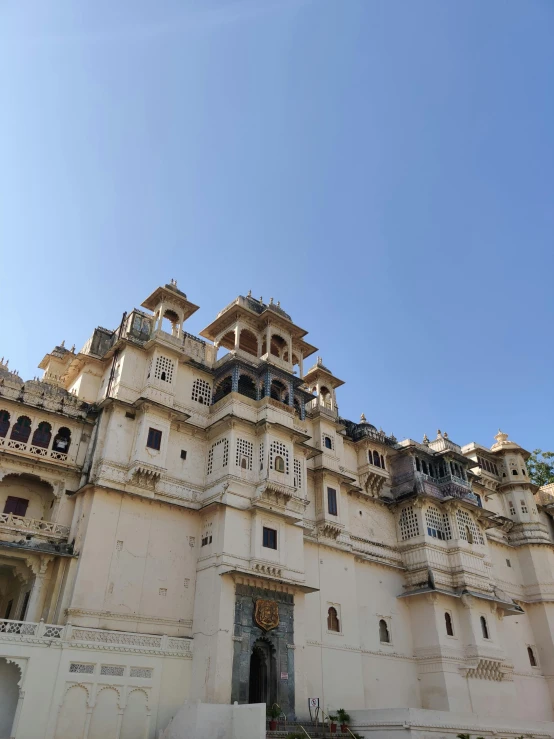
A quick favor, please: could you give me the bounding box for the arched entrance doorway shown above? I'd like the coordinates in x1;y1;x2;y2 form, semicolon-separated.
248;639;277;706
0;658;20;738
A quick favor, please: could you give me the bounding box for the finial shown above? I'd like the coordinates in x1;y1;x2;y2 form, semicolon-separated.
247;289;252;297
443;431;448;439
170;278;177;286
360;413;367;423
436;429;442;438
494;429;509;444
317;356;322;366
260;296;263;303
61;340;65;347
270;297;274;304
422;434;429;444
71;344;75;353
277;301;280;307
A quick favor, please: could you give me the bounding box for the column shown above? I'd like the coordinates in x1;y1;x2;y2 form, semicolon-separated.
288;380;294;407
266;323;272;357
234;324;240;351
231;365;239;393
299;352;304;379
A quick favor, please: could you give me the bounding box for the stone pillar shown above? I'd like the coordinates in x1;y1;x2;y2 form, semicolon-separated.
232;365;239;393
299;352;303;379
25;556;52;622
234;324;240;351
265;368;271;397
288;380;294;407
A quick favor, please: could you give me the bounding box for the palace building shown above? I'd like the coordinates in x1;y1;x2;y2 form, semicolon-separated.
1;282;554;739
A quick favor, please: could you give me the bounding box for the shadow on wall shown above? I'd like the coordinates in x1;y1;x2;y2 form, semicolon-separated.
161;700;265;739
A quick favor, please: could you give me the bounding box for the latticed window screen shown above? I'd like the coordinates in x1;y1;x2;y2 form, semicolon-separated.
154;355;174;383
456;509;485;544
191;378;212;405
259;442;264;470
69;663;94;674
399;506;419;540
425;506;451;541
294;459;302;489
207;438;229;475
236;438;253;470
130;667;153;678
269;441;289;473
100;665;125;676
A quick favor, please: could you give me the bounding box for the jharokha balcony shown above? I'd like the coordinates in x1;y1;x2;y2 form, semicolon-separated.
0;435;70;463
0;512;70;542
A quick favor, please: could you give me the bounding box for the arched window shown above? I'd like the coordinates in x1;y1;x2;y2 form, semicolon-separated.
373;451;381;467
324;436;332;450
238;328;258;357
528;646;537;667
327;607;340;632
52;427;71;453
270;379;287;402
415;457;421;472
480;616;489;640
293;397;301;417
445;612;454;636
512;469;518;476
10;416;32;443
31;421;52;449
0;410;10;438
213;376;232;403
241;457;248;470
320;386;331;407
275;456;285;473
380;455;385;469
237;374;257;400
270;334;287;357
422;460;428;475
379;619;390;643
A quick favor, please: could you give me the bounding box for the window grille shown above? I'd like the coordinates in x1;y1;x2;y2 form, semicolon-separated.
154;355;174;383
456;509;484;544
399;506;419;540
269;441;289;473
191;378;211;405
259;442;264;470
130;667;153;678
100;665;124;676
425;506;451;541
207;438;229;475
235;438;253;470
294;459;302;489
70;663;94;674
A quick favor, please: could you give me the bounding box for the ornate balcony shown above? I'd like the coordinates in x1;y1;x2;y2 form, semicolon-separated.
0;512;70;541
0;436;69;463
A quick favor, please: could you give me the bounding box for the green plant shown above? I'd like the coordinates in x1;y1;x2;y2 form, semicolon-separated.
267;705;282;720
337;708;351;725
457;734;470;739
328;714;338;723
286;733;305;739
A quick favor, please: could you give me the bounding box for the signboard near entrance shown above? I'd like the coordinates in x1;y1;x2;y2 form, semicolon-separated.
309;698;320;708
281;672;288;680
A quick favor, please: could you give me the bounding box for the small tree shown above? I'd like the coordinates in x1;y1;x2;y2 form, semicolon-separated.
527;449;554;487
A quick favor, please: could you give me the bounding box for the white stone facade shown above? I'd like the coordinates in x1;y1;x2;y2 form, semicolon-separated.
1;282;554;738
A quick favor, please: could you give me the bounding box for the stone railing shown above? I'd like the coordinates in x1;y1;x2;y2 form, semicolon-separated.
0;619;193;655
0;512;70;541
0;436;69;463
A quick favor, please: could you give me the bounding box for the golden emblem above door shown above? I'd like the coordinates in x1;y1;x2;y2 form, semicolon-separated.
254;599;279;631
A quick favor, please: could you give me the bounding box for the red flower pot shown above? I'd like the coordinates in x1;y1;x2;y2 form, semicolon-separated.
330;723;337;733
269;720;277;731
341;725;348;734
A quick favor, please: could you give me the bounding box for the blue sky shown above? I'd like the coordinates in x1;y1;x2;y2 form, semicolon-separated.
0;0;553;452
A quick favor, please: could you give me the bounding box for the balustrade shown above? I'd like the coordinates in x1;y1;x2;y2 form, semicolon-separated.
0;512;70;540
0;435;69;462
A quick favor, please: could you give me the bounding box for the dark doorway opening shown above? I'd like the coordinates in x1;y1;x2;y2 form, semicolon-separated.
248;639;276;706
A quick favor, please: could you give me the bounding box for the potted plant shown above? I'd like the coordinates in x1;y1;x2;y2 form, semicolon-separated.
337;708;351;734
328;714;338;734
267;705;281;731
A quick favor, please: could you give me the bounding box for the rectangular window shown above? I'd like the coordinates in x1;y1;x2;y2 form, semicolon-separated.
147;427;162;450
327;488;338;516
180;450;187;460
3;496;29;517
263;527;277;550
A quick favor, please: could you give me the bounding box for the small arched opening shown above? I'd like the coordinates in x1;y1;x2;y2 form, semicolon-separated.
161;309;180;337
480;616;489;640
0;410;10;438
249;638;277;706
274;456;285;473
445;612;454;636
528;646;537;667
239;329;259;357
327;606;340;632
319;386;331;409
31;421;52;449
52;427;71;454
373;451;381;468
10;416;32;444
270;379;287;403
213;376;233;403
270;334;287;358
379;619;390;643
237;374;257;400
